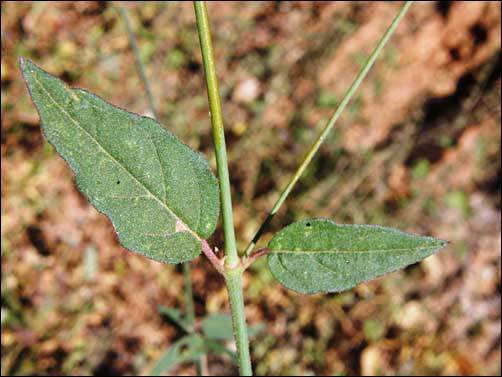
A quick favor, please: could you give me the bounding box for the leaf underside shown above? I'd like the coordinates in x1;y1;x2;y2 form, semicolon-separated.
20;58;220;264
268;219;448;294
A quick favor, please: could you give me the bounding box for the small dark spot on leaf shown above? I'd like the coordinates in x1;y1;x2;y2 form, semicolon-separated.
306;222;311;227
116;180;120;184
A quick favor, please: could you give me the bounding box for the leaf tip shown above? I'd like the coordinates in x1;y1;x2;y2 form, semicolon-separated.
19;58;39;102
439;238;450;248
19;58;53;84
19;56;33;74
432;236;449;248
19;56;28;76
19;57;41;87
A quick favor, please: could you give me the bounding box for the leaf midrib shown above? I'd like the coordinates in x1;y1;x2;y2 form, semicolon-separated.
79;93;205;235
33;74;201;241
270;244;442;254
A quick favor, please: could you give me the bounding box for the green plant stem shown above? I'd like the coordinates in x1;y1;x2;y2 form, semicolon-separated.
117;5;158;120
194;1;238;268
194;2;252;375
243;0;413;257
224;268;252;376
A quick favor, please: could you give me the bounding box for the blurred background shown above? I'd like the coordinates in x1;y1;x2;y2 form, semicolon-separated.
1;1;500;375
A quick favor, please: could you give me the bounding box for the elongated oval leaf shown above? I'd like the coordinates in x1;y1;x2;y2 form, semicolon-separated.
158;306;190;333
202;313;234;340
151;334;205;376
20;58;219;264
201;313;264;340
268;219;448;294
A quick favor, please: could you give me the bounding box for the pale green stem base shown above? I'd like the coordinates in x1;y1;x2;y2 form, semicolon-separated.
224;268;252;376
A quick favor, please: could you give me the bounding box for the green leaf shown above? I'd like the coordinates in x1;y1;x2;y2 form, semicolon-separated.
150;334;205;376
158;306;190;333
20;58;219;264
202;313;264;340
201;314;233;340
268;219;448;294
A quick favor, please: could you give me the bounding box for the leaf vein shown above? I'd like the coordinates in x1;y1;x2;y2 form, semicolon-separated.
276;254;310;290
308;254;339;274
271;245;439;254
145;130;167;203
